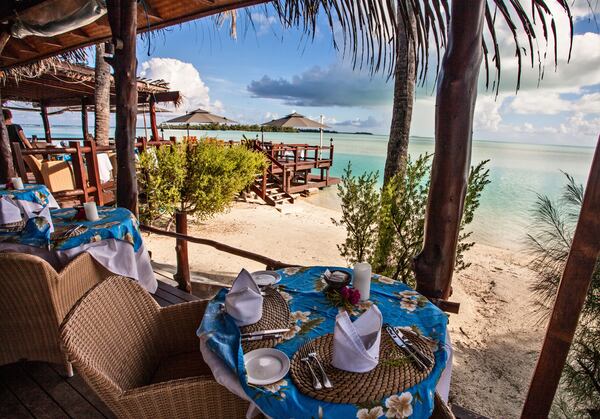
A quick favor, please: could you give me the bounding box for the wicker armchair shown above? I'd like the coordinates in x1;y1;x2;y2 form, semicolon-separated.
0;252;111;374
61;276;249;419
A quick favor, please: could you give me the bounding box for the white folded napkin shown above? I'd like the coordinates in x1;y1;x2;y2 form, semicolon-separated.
331;305;383;373
37;206;54;233
225;269;263;326
0;197;22;225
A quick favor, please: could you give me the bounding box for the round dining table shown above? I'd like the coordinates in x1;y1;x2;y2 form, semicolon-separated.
0;206;157;293
198;266;451;419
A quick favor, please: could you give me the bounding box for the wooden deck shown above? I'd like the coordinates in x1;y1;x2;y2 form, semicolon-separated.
0;280;197;419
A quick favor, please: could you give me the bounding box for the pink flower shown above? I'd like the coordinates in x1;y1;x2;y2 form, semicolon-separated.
339;286;350;299
348;288;361;305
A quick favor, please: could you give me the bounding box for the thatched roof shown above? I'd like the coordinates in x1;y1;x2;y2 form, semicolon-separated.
0;0;269;71
0;60;181;107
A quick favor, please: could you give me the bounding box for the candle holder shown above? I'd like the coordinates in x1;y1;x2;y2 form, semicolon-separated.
323;270;351;291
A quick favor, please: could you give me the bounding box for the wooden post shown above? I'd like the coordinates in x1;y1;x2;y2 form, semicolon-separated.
174;211;192;293
70;141;89;203
0;95;15;183
149;96;159;141
521;136;600;417
107;0;139;215
413;0;486;300
85;140;104;205
81;98;89;139
40;103;52;143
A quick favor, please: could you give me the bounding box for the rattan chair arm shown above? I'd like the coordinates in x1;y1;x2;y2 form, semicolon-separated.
157;300;208;355
51;253;112;321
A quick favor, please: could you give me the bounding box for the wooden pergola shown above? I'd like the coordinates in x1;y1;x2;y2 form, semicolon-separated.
0;1;597;417
1;61;180;142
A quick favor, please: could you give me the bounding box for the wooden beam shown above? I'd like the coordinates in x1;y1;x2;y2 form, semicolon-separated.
413;0;486;300
149;96;159;140
0;32;10;56
107;0;139;214
40;103;52;143
521;136;600;417
81;97;89;139
0;91;15;183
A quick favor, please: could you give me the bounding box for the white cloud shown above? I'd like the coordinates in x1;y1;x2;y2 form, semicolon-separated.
474;95;504;131
250;12;277;36
138;58;222;113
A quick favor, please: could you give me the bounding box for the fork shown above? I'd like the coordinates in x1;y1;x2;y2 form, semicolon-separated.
308;341;332;388
300;344;322;390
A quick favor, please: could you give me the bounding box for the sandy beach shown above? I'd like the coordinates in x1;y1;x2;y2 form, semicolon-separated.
144;199;546;418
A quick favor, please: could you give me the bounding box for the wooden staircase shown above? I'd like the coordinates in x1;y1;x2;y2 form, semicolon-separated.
251;174;295;206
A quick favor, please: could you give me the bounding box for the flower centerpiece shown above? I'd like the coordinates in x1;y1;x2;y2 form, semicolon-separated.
325;285;361;311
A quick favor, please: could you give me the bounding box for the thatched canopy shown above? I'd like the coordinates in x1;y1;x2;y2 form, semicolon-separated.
0;0;269;71
1;61;180;107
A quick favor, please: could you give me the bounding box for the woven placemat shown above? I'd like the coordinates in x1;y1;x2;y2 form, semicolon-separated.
241;287;291;352
290;331;435;404
51;225;88;241
0;219;25;232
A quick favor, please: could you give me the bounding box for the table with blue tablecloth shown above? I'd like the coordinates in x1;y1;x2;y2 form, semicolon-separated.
0;183;59;212
0;206;157;293
198;266;451;419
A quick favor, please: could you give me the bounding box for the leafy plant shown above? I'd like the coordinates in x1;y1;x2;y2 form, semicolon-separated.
527;172;599;417
331;163;381;264
333;155;490;288
138;141;266;225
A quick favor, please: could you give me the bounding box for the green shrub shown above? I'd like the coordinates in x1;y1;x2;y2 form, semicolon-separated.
138;141;266;224
331;163;380;264
527;173;599;417
332;155;490;288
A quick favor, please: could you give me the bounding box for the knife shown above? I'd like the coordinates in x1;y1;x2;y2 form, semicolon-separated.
384;324;427;371
395;328;434;368
241;333;283;342
241;328;290;337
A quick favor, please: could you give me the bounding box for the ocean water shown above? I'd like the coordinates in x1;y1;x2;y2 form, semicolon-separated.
24;124;595;250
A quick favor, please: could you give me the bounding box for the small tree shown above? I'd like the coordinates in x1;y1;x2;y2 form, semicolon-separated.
138;141;266;225
333;155;490;288
331;163;380;264
527;173;600;417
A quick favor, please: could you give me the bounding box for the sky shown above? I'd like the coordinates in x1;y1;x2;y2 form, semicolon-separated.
13;2;600;147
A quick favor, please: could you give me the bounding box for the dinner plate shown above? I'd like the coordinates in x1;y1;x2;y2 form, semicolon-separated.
244;348;290;385
251;270;282;286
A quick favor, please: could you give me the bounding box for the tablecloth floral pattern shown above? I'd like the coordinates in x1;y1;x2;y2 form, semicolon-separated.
198;266;449;419
0;184;53;207
0;206;143;252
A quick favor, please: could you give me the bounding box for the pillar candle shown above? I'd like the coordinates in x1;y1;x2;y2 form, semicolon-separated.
11;177;24;190
83;202;100;222
353;262;372;301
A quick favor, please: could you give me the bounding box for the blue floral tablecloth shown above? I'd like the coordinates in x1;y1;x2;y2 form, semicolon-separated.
0;206;143;251
0;183;54;207
198;266;449;419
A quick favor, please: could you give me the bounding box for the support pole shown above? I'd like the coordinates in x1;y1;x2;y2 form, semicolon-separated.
40;103;52;143
107;0;139;215
81;97;89;139
0;92;15;183
522;136;600;417
174;211;192;293
413;0;486;300
149;96;159;141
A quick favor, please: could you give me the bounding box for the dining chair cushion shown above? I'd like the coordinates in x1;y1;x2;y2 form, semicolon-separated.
41;161;75;192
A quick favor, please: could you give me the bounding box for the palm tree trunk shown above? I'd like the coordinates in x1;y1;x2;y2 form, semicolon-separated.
94;43;111;147
383;4;416;185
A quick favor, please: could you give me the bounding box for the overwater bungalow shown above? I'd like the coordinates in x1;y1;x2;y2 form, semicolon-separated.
0;1;597;419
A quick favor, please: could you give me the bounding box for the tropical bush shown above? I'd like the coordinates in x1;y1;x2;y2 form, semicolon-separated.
527;173;599;418
333;155;490;288
138;141;266;224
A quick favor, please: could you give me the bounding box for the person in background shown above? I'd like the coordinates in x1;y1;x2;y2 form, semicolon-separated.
3;109;32;149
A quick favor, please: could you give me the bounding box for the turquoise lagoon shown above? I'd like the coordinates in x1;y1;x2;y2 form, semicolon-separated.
24;124;595;250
